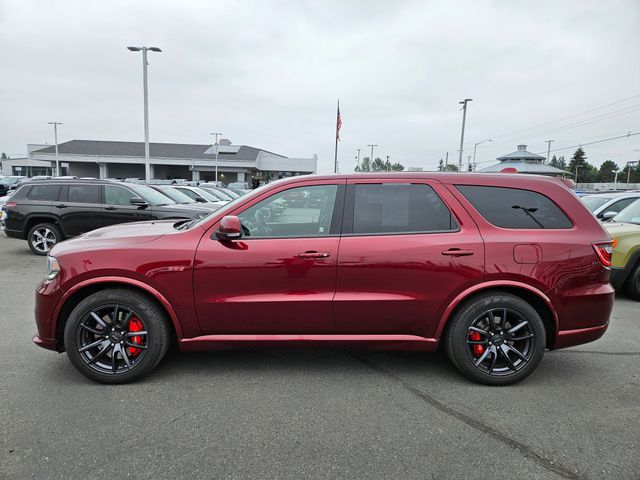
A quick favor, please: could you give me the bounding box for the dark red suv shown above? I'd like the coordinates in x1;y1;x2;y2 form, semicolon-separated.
33;173;614;385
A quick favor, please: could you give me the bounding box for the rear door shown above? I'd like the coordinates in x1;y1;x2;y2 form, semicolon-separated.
334;179;484;338
102;185;154;227
56;183;103;235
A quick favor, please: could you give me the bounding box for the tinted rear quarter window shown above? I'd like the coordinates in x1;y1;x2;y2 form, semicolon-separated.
26;185;62;202
350;183;458;235
456;185;572;229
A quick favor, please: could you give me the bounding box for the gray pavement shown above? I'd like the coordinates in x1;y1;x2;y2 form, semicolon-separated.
0;235;638;479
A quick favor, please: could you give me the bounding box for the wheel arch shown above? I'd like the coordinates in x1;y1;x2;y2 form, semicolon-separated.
24;215;64;240
436;282;558;349
54;277;182;352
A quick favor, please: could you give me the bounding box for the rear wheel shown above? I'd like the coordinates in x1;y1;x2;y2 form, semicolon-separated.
64;288;171;384
623;263;640;300
27;223;62;255
445;293;546;386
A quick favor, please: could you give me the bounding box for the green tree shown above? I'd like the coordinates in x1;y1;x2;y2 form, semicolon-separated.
567;148;597;183
390;163;404;171
371;157;387;171
620;162;640;184
598;160;619;183
444;164;458;172
355;156;371;172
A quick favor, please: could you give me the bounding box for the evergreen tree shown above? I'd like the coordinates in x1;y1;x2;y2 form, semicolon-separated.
390;163;405;171
567;148;595;183
444;164;459;172
355;156;371;172
598;160;619;183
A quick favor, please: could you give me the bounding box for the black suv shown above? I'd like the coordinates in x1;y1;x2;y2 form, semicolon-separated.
2;180;211;255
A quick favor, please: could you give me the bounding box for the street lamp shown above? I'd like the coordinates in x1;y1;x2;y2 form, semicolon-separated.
458;98;473;171
611;170;619;190
127;46;162;182
211;132;223;184
47;122;62;176
367;144;378;169
472;139;491;172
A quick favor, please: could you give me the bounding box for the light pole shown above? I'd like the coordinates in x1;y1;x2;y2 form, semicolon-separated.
367;144;378;169
127;46;162;181
356;148;361;171
47;122;62;176
545;139;554;164
211;132;223;184
458;98;473;171
472;139;491;172
611;170;619;190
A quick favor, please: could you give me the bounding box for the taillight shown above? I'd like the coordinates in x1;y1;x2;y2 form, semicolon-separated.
4;201;16;208
592;241;612;267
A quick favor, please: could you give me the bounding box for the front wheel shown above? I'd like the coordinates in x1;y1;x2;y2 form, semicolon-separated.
445;293;546;386
623;263;640;300
64;288;171;384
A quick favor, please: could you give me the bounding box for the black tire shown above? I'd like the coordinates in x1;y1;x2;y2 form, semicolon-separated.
445;292;546;386
64;288;171;384
27;222;62;255
623;263;640;300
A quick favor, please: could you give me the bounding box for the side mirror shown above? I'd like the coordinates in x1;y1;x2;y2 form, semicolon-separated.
216;215;242;241
195;196;207;203
130;197;149;208
602;211;617;221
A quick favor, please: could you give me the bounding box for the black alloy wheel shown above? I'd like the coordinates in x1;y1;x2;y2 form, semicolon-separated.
64;289;170;383
446;292;546;385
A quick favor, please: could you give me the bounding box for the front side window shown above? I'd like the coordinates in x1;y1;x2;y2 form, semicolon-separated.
238;184;338;238
104;185;138;206
27;184;61;201
456;185;573;229
67;184;100;204
350;183;458;235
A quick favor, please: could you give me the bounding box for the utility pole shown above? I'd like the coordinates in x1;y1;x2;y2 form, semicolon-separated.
545;140;554;164
627;160;639;190
367;144;378;169
458;98;473;171
356;148;361;171
467;155;472;172
47;122;62;176
575;165;580;183
211;132;223;184
444;151;449;170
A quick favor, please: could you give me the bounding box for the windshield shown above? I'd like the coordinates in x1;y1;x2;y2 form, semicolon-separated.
581;196;613;212
157;187;196;204
131;185;177;206
612;198;640;224
200;186;232;201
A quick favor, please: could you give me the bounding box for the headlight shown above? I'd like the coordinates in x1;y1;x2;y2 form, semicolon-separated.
46;255;60;281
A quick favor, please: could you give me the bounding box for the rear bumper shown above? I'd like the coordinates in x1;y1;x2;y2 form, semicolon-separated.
554;323;609;349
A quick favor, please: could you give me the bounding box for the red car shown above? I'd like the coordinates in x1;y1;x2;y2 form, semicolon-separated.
34;173;614;385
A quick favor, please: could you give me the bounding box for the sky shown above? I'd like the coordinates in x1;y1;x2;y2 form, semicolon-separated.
1;0;639;174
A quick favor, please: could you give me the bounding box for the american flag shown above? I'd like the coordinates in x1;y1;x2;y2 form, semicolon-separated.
336;102;342;141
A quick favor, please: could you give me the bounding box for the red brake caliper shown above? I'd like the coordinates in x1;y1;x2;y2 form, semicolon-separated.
128;317;144;357
469;331;485;356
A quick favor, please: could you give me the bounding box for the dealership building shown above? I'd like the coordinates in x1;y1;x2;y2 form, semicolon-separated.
14;139;317;183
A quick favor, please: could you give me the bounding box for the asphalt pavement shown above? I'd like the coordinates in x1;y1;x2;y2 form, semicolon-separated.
0;235;638;479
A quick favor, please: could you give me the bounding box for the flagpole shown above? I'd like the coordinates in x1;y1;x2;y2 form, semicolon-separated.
334;99;339;173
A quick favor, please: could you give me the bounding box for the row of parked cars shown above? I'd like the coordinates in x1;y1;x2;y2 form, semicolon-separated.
0;177;252;255
580;190;640;299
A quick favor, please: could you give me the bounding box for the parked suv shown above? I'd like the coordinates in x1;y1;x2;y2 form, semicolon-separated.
604;199;640;299
33;173;614;385
3;179;209;255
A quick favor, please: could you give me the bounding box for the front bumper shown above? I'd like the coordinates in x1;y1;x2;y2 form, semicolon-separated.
33;278;65;352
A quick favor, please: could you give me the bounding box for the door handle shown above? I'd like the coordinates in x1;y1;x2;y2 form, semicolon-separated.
55;203;67;209
105;206;117;210
442;248;474;256
298;251;331;259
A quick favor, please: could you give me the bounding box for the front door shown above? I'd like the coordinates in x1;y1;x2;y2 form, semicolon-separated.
334;179;484;338
194;181;345;334
101;185;154;227
56;184;103;236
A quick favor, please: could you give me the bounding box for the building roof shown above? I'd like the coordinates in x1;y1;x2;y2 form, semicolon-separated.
476;161;570;175
33;140;286;161
497;144;546;161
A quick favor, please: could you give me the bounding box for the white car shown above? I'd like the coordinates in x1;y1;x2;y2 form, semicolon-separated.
581;192;640;221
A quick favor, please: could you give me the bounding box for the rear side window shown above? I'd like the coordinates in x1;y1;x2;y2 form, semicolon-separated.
350;183;458;235
26;185;61;201
67;184;101;204
456;185;572;229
